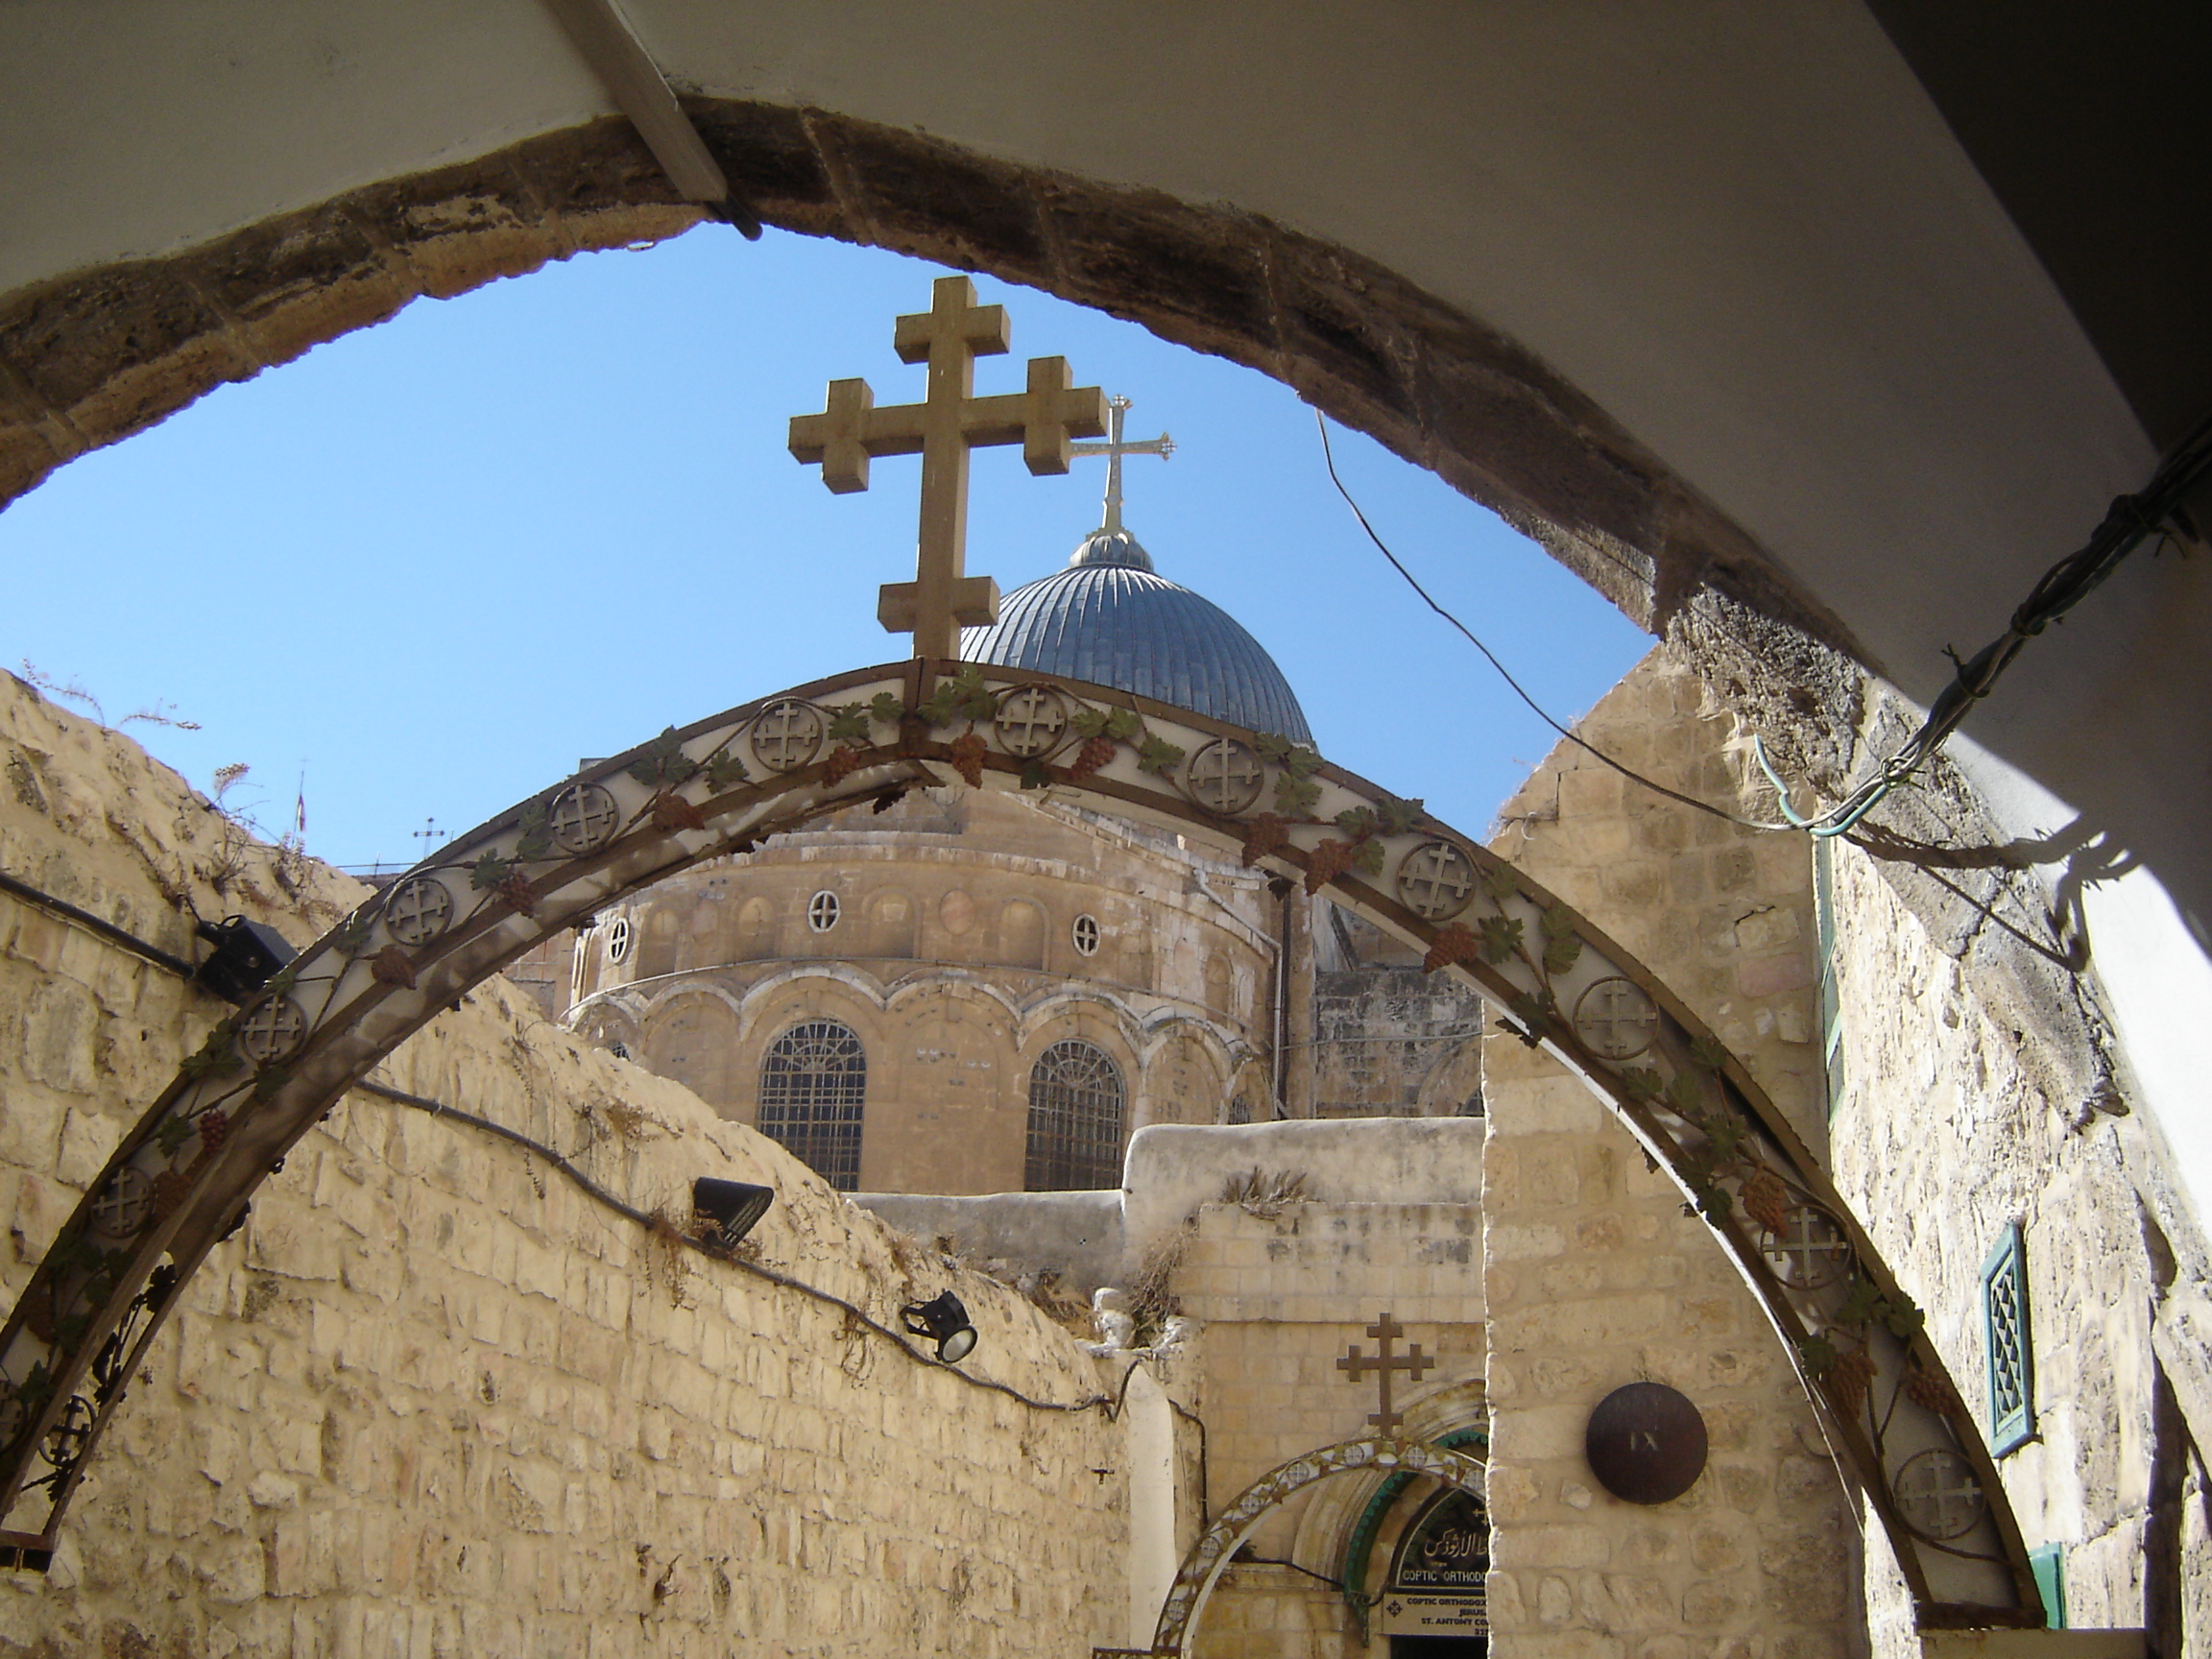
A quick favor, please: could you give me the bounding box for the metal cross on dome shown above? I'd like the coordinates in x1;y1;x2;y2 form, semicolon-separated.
788;275;1108;660
1070;394;1172;533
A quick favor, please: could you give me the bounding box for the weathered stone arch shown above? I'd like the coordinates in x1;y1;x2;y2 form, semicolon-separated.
0;105;1820;661
0;660;2039;1627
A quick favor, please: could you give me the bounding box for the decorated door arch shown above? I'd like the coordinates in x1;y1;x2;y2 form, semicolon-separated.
0;657;2041;1626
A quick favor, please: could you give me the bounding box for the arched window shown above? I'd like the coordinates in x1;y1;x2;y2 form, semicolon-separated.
757;1021;867;1190
1025;1040;1125;1191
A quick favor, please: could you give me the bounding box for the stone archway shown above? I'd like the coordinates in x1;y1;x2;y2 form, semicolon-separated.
0;103;1825;665
1098;1436;1489;1659
0;658;2040;1626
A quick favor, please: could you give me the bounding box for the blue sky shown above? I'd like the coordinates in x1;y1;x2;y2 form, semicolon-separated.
0;226;1647;867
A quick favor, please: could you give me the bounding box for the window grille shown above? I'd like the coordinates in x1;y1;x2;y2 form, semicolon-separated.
1072;914;1101;956
806;891;841;932
758;1021;866;1190
1982;1221;2035;1454
1025;1040;1124;1190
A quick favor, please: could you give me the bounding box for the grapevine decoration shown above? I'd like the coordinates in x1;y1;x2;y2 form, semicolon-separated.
0;659;2039;1624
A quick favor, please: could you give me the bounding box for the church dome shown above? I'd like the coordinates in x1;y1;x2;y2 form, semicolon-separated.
962;529;1313;742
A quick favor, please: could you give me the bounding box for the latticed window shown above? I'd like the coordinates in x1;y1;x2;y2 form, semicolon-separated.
1025;1040;1124;1190
757;1021;866;1190
1982;1221;2035;1454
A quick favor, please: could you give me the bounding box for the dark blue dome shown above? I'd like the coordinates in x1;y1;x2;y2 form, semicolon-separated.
961;529;1312;742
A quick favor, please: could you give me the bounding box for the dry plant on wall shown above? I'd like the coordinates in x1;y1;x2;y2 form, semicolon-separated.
1129;1219;1195;1348
1221;1166;1310;1217
643;1205;697;1310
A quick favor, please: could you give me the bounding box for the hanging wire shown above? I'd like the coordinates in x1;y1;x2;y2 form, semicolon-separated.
1318;404;2212;842
1754;408;2212;837
1312;409;1791;831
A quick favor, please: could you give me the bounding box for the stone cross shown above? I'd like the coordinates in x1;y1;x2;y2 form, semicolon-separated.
789;275;1108;660
1070;394;1172;533
1337;1311;1433;1435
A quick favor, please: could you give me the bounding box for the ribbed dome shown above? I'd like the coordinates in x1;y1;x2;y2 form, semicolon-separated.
962;532;1312;742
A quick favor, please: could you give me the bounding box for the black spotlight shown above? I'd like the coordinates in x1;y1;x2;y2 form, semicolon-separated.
901;1291;978;1364
690;1178;773;1250
194;916;297;1003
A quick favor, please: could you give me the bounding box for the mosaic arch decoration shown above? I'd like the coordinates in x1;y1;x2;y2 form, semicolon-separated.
0;658;2038;1625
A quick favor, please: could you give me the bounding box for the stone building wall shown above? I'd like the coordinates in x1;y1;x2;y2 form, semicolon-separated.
1173;1192;1488;1659
543;788;1277;1194
1824;842;2212;1653
0;675;1159;1657
1480;645;1858;1659
1480;1034;1855;1659
1310;905;1487;1122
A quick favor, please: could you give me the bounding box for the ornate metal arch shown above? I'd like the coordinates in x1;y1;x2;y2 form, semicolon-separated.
1095;1437;1489;1659
0;659;2038;1625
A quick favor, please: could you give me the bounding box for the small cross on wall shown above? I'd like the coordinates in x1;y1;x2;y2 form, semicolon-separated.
1336;1311;1434;1436
787;275;1107;661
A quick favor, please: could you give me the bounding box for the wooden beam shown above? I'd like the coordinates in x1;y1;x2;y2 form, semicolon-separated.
540;0;759;235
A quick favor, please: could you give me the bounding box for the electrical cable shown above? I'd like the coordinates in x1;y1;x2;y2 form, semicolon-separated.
1752;412;2212;837
0;868;200;978
1312;411;1792;832
3;865;1214;1442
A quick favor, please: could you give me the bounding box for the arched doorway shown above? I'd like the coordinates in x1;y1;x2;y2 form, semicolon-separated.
0;660;2041;1626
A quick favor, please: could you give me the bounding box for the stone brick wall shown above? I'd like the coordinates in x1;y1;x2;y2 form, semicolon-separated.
1824;841;2212;1653
1173;1197;1487;1658
0;674;1152;1657
1480;1037;1854;1659
1481;646;1858;1659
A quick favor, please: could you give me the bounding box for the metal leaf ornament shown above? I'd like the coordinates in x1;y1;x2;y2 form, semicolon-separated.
627;728;698;788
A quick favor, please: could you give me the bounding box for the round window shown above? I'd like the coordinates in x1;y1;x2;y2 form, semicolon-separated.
807;891;842;932
605;915;632;964
1071;914;1101;956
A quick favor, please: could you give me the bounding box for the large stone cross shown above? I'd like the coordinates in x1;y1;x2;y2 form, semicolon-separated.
1337;1310;1433;1435
789;275;1108;659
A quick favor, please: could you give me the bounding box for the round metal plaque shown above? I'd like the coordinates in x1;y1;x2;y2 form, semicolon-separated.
1761;1204;1854;1291
992;685;1069;758
237;997;308;1067
1573;976;1659;1060
750;699;825;773
382;876;454;948
1585;1382;1707;1503
548;782;620;854
1395;839;1477;921
1184;739;1266;815
1892;1448;1986;1541
90;1166;154;1240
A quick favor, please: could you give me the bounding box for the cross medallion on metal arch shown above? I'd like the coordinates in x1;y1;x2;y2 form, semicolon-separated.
1572;975;1658;1060
1892;1448;1987;1541
1185;738;1266;815
993;685;1069;757
547;782;621;854
750;700;826;773
382;875;454;948
1760;1203;1853;1291
1395;838;1477;921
